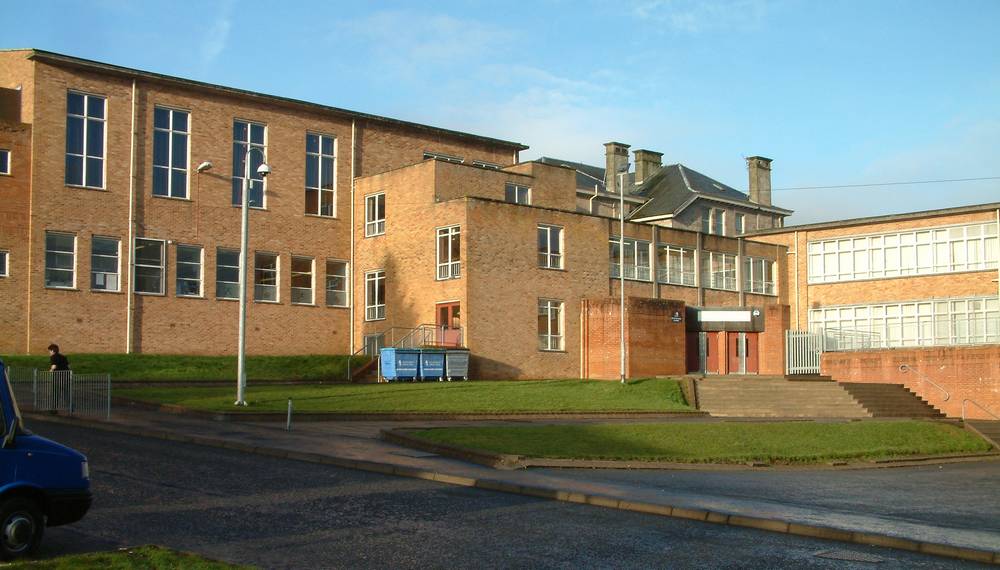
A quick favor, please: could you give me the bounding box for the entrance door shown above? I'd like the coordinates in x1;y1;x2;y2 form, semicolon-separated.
726;332;759;375
704;332;720;374
744;332;760;374
436;302;462;347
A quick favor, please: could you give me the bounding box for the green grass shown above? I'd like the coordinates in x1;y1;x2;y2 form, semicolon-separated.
114;378;693;413
6;545;249;569
0;353;367;382
408;421;992;464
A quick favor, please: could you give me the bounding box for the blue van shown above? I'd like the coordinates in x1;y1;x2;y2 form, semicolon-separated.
0;359;91;560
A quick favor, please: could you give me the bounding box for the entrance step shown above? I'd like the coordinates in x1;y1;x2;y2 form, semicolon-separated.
965;420;1000;449
695;378;870;418
839;383;945;419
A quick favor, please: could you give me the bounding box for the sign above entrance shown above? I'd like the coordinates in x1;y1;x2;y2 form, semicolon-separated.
698;310;752;323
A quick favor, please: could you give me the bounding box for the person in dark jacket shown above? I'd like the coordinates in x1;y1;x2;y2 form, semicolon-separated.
48;344;70;371
48;343;70;411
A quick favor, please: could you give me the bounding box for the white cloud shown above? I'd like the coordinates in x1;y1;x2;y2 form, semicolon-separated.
200;0;234;66
631;0;769;33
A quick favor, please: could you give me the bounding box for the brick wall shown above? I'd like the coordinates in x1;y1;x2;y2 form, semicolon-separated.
0;122;32;352
758;304;790;375
583;297;687;380
822;345;1000;419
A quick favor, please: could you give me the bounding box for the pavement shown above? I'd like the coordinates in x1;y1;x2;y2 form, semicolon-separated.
28;408;1000;565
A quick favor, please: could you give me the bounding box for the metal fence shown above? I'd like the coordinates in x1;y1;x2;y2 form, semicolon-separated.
785;330;825;375
8;367;111;420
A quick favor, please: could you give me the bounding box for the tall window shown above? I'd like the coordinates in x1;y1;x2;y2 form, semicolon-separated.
436;226;461;280
743;257;775;295
291;256;314;305
91;236;120;292
807;222;999;284
735;213;745;235
365;193;385;236
254;252;278;302
152;107;190;198
365;270;386;321
610;237;651;280
216;248;240;299
325;260;348;307
45;232;76;288
305;133;336;217
538;299;564;351
537;225;563;269
176;245;203;297
656;244;696;286
701;251;737;291
232;120;267;208
0;251;7;277
702;208;725;235
505;183;530;205
0;149;9;175
134;239;165;294
65;92;106;188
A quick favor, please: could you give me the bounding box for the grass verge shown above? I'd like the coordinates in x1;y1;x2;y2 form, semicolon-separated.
6;545;249;569
0;353;366;382
408;421;992;464
114;378;693;413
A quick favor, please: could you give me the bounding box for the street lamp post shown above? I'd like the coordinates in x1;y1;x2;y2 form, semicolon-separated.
236;148;271;406
618;163;630;385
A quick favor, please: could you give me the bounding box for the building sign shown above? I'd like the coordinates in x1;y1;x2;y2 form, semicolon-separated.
671;311;683;323
697;310;752;323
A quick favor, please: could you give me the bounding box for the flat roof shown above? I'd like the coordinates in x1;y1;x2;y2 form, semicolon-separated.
746;201;1000;236
16;49;529;152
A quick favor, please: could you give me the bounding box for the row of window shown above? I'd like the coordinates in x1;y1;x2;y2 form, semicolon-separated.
608;238;776;294
42;232;349;306
699;209;746;236
810;296;1000;349
807;222;999;283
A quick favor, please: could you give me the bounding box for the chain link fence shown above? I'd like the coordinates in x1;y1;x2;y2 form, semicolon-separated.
7;367;111;420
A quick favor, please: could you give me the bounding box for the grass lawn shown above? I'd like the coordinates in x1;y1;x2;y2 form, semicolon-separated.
408;421;992;464
114;378;693;413
6;545;249;569
0;353;366;382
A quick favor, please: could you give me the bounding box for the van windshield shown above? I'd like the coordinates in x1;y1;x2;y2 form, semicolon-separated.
2;364;24;435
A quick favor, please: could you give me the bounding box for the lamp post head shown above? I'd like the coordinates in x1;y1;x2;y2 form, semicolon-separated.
196;161;213;173
256;163;272;178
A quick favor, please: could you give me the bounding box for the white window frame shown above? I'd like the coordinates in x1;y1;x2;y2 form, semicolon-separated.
0;250;9;277
325;260;349;308
254;251;279;303
701;251;737;291
305;133;337;217
45;231;76;289
365;193;386;237
90;236;120;292
65;91;106;189
743;256;776;295
610;237;652;281
537;224;564;269
505;182;531;205
656;244;696;286
134;238;165;295
807;222;999;284
735;213;745;235
538;299;564;351
232;119;268;209
216;247;240;299
365;269;386;321
176;244;203;298
0;149;10;175
152;106;190;199
291;255;315;305
436;225;461;280
423;151;463;164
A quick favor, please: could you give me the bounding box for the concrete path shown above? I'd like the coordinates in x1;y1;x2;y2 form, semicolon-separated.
30;409;1000;564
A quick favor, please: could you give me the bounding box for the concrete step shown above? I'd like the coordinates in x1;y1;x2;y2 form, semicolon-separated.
840;382;945;418
695;378;872;418
966;420;1000;449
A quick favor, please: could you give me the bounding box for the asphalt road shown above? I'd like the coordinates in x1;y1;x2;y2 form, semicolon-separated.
30;420;987;569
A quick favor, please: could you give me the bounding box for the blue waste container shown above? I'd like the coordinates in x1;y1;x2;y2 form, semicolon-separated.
445;349;470;381
418;350;446;381
380;348;420;382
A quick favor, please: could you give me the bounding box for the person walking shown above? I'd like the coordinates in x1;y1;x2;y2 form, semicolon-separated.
48;343;70;412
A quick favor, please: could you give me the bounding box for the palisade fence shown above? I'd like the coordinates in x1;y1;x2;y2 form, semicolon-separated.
7;367;111;420
785;331;825;375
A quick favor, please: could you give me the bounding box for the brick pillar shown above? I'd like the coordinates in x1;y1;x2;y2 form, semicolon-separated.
759;304;791;375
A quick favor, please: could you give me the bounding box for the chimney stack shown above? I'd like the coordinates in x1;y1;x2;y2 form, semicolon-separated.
747;156;773;206
604;142;630;194
633;149;663;185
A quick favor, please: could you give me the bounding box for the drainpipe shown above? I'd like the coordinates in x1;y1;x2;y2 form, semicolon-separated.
588;185;600;214
793;230;800;330
349;120;357;354
126;79;137;353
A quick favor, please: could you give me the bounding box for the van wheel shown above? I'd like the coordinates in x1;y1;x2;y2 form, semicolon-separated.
0;497;44;561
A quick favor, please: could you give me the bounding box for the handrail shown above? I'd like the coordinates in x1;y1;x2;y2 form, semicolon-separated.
962;399;1000;421
346;324;464;382
898;364;950;401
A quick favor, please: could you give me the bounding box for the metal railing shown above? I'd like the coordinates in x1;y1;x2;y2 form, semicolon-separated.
898;364;951;402
962;399;1000;421
347;324;464;382
8;367;111;420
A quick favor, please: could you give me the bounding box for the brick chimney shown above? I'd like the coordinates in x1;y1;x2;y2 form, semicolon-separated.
633;149;663;185
604;142;630;194
747;156;773;206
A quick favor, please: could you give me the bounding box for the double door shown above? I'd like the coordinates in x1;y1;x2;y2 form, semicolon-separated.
695;331;759;375
436;302;462;347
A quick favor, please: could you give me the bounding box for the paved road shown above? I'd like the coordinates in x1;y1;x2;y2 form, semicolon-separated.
31;420;984;569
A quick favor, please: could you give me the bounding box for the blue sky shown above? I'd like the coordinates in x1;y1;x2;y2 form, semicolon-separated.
7;0;999;223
